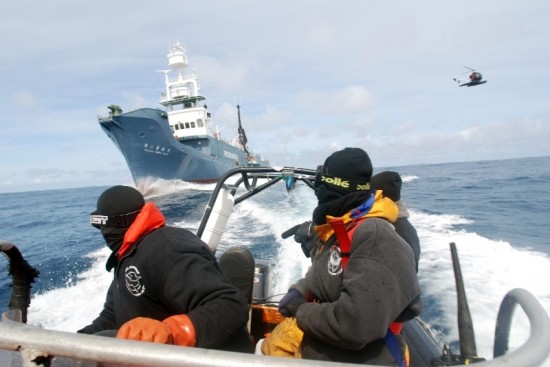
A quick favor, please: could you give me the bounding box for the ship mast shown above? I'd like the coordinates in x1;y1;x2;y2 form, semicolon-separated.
159;41;205;108
237;105;250;159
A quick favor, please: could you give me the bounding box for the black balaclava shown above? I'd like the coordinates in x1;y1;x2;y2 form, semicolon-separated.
312;147;373;224
370;171;402;202
91;185;145;270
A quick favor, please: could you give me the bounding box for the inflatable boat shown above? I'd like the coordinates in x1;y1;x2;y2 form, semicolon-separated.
1;166;549;366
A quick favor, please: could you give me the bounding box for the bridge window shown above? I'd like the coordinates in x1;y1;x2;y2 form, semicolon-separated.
197;119;204;127
174;124;179;130
185;122;190;129
191;121;196;128
179;123;184;129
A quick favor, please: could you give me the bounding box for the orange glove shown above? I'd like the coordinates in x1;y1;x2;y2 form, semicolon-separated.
162;314;196;347
117;317;174;344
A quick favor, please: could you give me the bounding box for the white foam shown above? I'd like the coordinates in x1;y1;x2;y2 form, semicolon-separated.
27;247;112;332
401;174;419;183
135;177;216;199
411;208;550;359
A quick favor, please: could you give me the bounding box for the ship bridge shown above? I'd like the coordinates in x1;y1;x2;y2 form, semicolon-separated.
158;42;217;141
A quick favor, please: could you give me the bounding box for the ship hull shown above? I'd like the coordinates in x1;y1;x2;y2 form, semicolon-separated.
99;108;267;183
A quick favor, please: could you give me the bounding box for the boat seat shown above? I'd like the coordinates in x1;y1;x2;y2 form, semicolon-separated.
218;246;255;304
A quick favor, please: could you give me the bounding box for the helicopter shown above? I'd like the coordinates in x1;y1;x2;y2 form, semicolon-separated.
453;66;487;87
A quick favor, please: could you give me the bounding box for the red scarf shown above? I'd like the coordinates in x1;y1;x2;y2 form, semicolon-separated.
117;202;166;258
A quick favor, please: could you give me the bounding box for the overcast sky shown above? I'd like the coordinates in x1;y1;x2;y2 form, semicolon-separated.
1;1;549;193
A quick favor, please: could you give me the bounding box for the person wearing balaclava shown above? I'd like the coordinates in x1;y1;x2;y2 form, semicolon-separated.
78;185;253;353
371;171;421;272
274;148;422;364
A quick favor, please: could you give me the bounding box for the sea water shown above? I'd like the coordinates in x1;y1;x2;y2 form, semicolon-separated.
0;156;549;364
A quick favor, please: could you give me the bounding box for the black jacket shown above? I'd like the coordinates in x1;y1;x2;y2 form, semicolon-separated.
79;226;250;350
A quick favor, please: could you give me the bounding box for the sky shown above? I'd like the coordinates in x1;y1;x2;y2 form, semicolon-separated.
1;1;550;193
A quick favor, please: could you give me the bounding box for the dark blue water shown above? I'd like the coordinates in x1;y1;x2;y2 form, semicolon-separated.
389;156;550;253
1;187;102;295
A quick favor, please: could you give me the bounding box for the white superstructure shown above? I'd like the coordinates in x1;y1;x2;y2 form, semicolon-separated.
159;42;215;141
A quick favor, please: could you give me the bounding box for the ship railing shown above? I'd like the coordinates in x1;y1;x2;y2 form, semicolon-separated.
165;74;198;84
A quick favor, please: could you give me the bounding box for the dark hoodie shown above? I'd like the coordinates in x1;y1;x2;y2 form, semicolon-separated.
79;202;251;351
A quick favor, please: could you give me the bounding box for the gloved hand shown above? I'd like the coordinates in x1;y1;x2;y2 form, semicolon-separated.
117;317;174;344
279;289;307;317
293;221;314;244
162;314;197;347
281;221;318;258
294;221;318;258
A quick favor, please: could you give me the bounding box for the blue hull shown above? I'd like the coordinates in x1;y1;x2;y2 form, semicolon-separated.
99;108;267;183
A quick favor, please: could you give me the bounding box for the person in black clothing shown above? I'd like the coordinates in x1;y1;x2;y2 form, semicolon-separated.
371;171;421;272
291;170;421;272
78;185;253;352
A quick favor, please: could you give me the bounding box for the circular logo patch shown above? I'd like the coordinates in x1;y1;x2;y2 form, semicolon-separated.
125;265;146;297
327;246;343;275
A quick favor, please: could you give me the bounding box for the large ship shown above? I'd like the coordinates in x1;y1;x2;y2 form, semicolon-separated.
97;42;268;183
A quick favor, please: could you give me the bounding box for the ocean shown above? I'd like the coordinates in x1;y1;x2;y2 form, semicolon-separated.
1;156;549;364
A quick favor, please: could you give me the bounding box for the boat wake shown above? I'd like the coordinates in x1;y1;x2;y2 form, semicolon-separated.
135;177;216;199
411;208;550;360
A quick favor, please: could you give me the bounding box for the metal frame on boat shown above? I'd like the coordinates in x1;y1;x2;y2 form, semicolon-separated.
1;166;549;366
